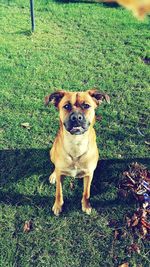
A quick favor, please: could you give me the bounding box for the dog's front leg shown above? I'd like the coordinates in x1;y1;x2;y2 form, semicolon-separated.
81;174;93;215
52;170;64;216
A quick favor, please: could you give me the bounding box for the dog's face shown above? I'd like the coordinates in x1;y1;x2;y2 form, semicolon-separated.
45;89;110;135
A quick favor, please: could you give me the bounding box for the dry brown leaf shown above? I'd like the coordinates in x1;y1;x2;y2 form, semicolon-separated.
114;229;126;240
141;218;150;229
131;216;139;227
21;122;31;130
145;141;150;145
132;219;139;227
126;216;131;227
0;128;4;133
96;115;102;122
114;229;119;239
129;243;141;254
23;220;33;233
121;230;127;239
70;181;75;191
140;225;148;236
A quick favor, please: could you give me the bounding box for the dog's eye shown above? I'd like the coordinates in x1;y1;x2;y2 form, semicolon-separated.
82;103;91;109
63;103;72;110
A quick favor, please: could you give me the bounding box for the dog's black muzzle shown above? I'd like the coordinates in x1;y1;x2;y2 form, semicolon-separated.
64;111;90;135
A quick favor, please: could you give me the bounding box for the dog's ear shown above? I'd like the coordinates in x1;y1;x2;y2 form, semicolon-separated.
45;90;65;108
88;89;110;106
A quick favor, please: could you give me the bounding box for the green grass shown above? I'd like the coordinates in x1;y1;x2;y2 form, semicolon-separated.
0;0;150;266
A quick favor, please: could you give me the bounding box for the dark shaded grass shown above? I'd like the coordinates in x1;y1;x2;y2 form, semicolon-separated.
1;149;150;266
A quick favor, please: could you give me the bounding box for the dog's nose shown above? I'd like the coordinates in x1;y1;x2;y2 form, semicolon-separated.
70;112;83;122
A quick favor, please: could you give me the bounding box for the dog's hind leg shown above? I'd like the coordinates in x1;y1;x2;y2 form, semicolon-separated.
49;170;56;184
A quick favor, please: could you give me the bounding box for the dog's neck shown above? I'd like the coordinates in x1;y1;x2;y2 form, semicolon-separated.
62;127;90;159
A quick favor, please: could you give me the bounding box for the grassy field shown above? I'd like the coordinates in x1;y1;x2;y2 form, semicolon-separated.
0;0;150;266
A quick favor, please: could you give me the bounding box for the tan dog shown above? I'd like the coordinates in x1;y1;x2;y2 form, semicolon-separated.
102;0;150;19
45;89;110;216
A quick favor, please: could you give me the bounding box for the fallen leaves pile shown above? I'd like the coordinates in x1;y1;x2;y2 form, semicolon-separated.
119;162;150;239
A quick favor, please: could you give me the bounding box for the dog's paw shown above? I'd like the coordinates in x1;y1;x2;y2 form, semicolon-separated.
82;201;92;215
49;172;56;184
52;203;63;216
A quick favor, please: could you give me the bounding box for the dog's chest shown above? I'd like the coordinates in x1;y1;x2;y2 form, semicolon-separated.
62;135;89;177
64;135;88;158
63;161;88;178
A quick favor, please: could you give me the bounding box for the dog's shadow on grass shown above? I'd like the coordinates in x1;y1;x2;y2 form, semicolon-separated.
64;157;150;213
0;149;53;208
0;149;149;212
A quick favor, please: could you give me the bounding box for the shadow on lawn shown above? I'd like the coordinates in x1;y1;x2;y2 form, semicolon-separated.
0;149;150;210
54;0;119;7
0;149;53;208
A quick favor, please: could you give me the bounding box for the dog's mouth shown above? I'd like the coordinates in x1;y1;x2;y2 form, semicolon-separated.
64;123;89;135
69;126;85;135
